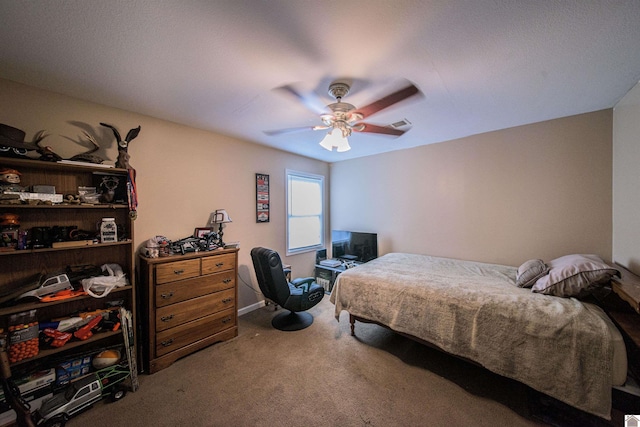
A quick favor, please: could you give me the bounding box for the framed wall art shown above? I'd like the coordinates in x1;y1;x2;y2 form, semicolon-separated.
194;227;214;238
93;172;127;204
256;173;269;223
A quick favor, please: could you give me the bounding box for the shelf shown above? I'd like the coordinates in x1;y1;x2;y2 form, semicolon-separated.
0;203;129;209
10;329;122;367
0;240;132;256
0;286;133;317
315;263;347;273
0;157;127;174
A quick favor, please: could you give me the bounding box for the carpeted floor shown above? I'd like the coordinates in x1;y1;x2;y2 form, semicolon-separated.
67;297;621;426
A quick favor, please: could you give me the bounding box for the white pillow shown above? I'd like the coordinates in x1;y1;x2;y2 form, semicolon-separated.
531;254;619;298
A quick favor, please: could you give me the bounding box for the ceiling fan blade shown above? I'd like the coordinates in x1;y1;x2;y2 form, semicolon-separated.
275;84;330;115
353;84;420;119
354;123;406;136
263;126;323;136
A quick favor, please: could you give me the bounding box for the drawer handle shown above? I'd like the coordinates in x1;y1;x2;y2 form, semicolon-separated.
161;314;174;322
173;269;185;275
222;297;233;304
215;262;224;267
222;278;232;284
161;292;174;299
161;339;174;347
222;316;232;324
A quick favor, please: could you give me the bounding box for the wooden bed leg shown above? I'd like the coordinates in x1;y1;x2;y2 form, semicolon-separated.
349;314;355;336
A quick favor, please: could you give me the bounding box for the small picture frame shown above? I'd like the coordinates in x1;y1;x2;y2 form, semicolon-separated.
93;172;128;204
194;227;214;238
256;173;269;223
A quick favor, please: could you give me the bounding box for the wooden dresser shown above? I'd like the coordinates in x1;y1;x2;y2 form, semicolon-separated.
139;248;239;373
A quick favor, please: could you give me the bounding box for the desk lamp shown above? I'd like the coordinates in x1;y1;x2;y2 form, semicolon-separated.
212;209;232;247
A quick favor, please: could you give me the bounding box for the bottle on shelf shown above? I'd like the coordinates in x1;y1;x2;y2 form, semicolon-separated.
99;218;118;243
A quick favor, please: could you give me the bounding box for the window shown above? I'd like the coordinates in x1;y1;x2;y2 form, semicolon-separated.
286;170;324;255
76;386;90;398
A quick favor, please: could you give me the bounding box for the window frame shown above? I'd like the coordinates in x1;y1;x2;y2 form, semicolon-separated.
285;169;325;256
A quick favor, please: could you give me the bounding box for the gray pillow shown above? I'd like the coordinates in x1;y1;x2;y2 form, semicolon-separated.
531;254;619;298
516;259;549;288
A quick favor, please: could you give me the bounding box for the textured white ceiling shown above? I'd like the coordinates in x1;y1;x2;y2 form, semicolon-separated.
1;0;640;163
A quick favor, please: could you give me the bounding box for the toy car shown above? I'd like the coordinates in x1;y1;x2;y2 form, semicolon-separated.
16;274;73;301
34;362;130;427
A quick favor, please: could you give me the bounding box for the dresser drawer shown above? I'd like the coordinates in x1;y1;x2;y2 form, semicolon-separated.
155;271;235;307
155;259;200;284
155;288;236;332
201;253;235;275
155;307;235;356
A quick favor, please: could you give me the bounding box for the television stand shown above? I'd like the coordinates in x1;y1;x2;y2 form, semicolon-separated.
314;259;363;293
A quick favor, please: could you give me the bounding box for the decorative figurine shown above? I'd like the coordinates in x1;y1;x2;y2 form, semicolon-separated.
100;123;141;169
0;168;24;192
100;123;140;219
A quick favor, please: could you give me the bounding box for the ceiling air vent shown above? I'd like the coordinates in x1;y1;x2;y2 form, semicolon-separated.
390;119;412;129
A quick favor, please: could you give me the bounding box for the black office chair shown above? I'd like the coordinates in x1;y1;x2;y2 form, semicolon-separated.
250;247;325;331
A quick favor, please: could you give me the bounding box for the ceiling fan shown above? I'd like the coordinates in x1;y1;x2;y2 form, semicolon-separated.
265;81;421;152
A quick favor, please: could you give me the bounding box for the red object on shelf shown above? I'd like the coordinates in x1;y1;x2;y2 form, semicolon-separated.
73;315;102;340
40;289;86;302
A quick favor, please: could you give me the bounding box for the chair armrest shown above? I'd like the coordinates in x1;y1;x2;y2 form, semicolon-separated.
291;277;315;288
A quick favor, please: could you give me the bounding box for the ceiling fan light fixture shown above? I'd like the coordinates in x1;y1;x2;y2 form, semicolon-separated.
268;80;421;152
319;130;337;151
319;129;351;152
336;136;351;152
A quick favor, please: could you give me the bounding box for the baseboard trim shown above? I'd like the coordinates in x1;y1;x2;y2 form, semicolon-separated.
238;300;266;317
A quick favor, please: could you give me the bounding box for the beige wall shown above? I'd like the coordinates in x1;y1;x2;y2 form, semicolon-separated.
613;80;640;274
1;77;622;306
0;78;329;311
330;110;613;267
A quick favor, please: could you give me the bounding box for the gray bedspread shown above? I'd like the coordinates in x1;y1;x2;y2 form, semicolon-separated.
330;253;615;419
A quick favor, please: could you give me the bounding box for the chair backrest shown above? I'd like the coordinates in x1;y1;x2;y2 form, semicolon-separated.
250;247;291;305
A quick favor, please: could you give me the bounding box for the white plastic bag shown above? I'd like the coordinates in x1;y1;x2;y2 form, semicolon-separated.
81;263;129;298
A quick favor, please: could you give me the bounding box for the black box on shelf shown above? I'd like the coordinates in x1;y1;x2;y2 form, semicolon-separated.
316;249;327;264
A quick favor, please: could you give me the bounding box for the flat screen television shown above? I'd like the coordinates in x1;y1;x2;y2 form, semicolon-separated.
331;230;378;263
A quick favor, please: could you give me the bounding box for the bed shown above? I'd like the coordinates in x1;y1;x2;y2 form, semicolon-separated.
330;252;627;419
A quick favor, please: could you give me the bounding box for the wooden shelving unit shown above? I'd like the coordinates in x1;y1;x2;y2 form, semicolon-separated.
0;156;136;375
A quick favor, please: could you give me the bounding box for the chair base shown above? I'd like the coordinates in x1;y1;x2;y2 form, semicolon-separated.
272;311;313;331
